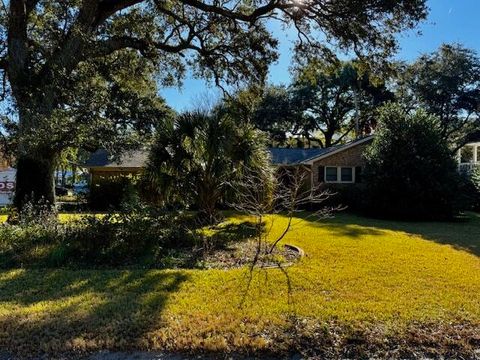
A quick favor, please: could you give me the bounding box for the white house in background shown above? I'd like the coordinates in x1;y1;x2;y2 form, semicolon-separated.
458;136;480;174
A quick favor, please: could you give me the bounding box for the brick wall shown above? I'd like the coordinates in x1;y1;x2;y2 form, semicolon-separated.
311;141;371;186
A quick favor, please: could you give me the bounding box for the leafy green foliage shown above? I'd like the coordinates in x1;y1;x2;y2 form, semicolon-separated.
88;176;138;211
398;44;480;147
2;0;428;207
471;168;480;211
291;60;394;147
145;109;274;223
459;167;480;212
364;103;460;220
226;60;394;148
225;85;302;146
0;207;198;268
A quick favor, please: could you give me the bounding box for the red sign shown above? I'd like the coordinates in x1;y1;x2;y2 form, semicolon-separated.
0;181;15;193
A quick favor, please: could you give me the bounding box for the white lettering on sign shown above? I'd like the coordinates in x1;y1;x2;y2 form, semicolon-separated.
0;181;15;193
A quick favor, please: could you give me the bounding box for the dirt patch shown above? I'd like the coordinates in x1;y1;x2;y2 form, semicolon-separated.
201;240;303;269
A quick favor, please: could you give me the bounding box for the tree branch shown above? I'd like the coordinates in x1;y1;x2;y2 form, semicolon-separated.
85;35;194;60
7;0;29;83
95;0;145;25
179;0;285;23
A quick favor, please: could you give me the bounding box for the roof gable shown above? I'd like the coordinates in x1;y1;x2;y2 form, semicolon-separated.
302;136;374;165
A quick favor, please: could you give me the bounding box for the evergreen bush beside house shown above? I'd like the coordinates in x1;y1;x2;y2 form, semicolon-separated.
363;103;460;220
88;176;138;211
467;167;480;211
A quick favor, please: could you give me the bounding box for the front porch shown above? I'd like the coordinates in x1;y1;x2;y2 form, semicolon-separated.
458;142;480;174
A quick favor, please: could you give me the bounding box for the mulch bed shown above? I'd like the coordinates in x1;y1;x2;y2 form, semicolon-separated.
201;240;303;269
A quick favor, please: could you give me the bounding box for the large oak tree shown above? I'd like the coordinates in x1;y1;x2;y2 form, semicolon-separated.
398;44;480;150
291;60;394;148
1;0;427;209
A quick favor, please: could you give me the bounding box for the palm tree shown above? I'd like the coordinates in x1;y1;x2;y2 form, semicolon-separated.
145;109;273;223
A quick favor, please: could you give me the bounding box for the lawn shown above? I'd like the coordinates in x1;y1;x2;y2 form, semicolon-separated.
0;212;479;357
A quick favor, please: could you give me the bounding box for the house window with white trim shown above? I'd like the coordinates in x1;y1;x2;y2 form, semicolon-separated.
324;166;355;183
341;167;353;182
325;167;338;182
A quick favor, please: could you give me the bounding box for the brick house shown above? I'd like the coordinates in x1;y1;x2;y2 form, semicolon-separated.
83;137;374;190
270;136;374;189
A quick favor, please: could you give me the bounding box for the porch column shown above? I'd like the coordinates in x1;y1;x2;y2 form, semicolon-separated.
457;148;462;164
474;144;478;163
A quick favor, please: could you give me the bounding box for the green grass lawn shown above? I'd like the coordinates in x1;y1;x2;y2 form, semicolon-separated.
0;212;479;357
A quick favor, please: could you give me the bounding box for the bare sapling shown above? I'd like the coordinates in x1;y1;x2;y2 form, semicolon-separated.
228;165;342;268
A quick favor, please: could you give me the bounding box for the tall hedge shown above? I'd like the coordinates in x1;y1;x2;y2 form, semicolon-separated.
364;103;460;220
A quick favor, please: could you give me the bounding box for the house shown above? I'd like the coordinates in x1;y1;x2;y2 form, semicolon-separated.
270;136;373;188
83;136;373;189
83;149;148;185
458;132;480;174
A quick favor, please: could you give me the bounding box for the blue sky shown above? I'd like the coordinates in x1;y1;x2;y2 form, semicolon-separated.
160;0;480;111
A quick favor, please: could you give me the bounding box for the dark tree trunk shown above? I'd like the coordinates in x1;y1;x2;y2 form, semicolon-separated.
13;151;57;211
11;79;59;211
72;164;77;184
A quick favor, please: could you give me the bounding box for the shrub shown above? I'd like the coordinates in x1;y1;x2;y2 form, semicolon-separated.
0;205;199;268
88;176;137;211
65;210;196;266
363;103;460;220
145;110;273;224
472;167;480;211
458;167;480;211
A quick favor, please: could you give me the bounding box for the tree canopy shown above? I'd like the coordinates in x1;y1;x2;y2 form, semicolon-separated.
290;60;394;147
0;0;428;208
225;60;394;148
398;44;480;148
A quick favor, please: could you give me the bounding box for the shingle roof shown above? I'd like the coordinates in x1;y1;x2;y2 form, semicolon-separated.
269;147;333;165
83;149;148;168
84;136;374;169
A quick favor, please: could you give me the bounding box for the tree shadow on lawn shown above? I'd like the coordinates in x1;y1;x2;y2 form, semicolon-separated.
0;268;189;356
304;211;480;257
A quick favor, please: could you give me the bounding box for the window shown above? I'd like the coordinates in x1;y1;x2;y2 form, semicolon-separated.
324;166;355;183
341;167;353;182
325;167;338;182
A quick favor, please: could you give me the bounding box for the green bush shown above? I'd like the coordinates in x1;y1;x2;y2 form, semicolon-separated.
363;103;460;220
458;167;480;211
88;176;137;211
0;205;199;268
472;168;480;211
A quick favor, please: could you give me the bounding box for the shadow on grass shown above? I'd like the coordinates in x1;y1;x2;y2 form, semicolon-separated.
304;211;480;257
0;269;189;355
204;221;258;250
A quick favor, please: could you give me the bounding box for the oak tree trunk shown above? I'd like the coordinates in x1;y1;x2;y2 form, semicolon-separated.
12;102;58;211
13;151;56;210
